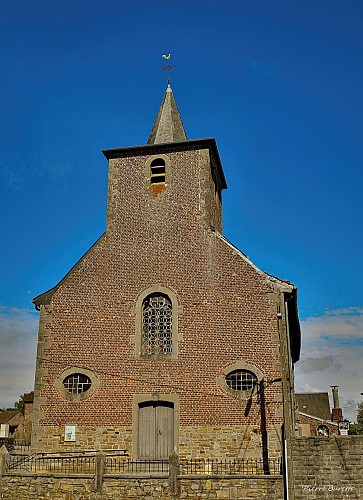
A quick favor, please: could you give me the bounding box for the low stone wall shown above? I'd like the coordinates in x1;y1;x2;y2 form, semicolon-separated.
32;424;282;459
31;425;133;454
179;424;282;460
291;436;363;500
0;474;283;499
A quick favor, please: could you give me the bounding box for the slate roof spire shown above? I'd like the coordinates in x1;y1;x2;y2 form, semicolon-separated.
147;84;187;144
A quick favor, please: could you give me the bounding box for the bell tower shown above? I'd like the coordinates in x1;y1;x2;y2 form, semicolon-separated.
103;84;227;235
31;77;300;470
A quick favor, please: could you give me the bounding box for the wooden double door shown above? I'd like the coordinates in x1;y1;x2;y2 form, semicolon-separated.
138;401;174;460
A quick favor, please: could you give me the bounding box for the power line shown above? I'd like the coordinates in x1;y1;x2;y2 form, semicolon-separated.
36;355;282;409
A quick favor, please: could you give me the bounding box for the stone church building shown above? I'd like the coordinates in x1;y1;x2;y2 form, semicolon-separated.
31;84;301;464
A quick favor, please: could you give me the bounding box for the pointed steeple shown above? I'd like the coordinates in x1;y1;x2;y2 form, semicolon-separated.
147;84;187;144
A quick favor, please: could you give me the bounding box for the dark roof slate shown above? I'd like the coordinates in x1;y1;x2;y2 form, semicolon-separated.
0;410;21;424
296;393;331;420
147;84;187;144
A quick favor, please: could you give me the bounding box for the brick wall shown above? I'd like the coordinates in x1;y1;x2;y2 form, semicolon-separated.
32;144;293;460
298;413;339;436
291;436;363;499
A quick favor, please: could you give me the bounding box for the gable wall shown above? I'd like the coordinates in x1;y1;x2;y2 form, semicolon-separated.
32;147;287;458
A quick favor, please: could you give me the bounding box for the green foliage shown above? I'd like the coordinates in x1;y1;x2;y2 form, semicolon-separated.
349;401;363;433
348;423;363;435
14;394;25;415
357;401;363;425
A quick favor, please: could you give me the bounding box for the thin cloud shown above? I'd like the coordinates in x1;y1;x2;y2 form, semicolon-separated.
0;305;38;408
295;307;363;422
325;307;363;316
299;355;342;373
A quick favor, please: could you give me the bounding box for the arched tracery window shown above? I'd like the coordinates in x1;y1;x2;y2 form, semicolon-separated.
142;293;173;355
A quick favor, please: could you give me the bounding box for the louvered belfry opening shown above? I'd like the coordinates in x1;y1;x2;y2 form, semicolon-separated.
142;293;173;355
150;158;166;184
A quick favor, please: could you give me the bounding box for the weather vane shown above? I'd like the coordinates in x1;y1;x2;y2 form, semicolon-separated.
161;54;175;85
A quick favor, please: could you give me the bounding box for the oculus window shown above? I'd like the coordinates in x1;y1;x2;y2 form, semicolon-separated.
225;370;258;391
317;424;330;437
63;373;92;394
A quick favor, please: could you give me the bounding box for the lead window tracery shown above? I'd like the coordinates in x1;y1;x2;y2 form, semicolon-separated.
142;293;173;355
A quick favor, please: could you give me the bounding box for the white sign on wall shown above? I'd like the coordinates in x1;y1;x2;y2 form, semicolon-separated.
338;421;349;436
64;424;76;442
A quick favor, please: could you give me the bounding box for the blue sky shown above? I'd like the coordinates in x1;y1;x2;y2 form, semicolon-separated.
0;1;362;421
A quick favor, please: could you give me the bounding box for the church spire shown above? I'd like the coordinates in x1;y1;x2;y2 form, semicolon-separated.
147;84;187;144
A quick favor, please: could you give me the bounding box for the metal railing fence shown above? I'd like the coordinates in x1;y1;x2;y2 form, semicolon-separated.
0;439;31;454
5;454;282;476
106;457;169;474
6;454;95;474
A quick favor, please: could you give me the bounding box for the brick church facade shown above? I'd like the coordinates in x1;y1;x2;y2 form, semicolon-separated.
31;84;301;463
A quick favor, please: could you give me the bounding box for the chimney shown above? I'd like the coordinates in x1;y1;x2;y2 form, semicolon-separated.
331;386;343;422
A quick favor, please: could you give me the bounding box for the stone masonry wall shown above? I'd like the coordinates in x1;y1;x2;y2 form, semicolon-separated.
291;436;363;500
36;424;282;459
0;475;284;499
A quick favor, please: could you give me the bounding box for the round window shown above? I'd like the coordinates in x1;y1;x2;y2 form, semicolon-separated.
225;370;257;391
317;424;329;436
63;373;92;394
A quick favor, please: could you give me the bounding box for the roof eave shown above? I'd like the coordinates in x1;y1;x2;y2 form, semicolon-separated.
102;138;227;190
298;411;338;425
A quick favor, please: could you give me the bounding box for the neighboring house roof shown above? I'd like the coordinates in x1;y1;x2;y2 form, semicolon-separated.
299;411;338;426
296;393;331;420
0;410;22;425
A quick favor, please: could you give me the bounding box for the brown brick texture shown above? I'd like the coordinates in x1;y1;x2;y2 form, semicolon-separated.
32;145;289;458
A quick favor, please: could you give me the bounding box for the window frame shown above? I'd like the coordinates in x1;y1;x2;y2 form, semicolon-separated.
131;285;183;360
63;373;92;394
216;361;264;401
150;158;166;185
142;293;173;356
316;424;330;437
55;367;100;402
225;369;258;392
145;154;170;198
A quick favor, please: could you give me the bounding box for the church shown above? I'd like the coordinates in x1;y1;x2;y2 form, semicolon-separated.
31;82;301;464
